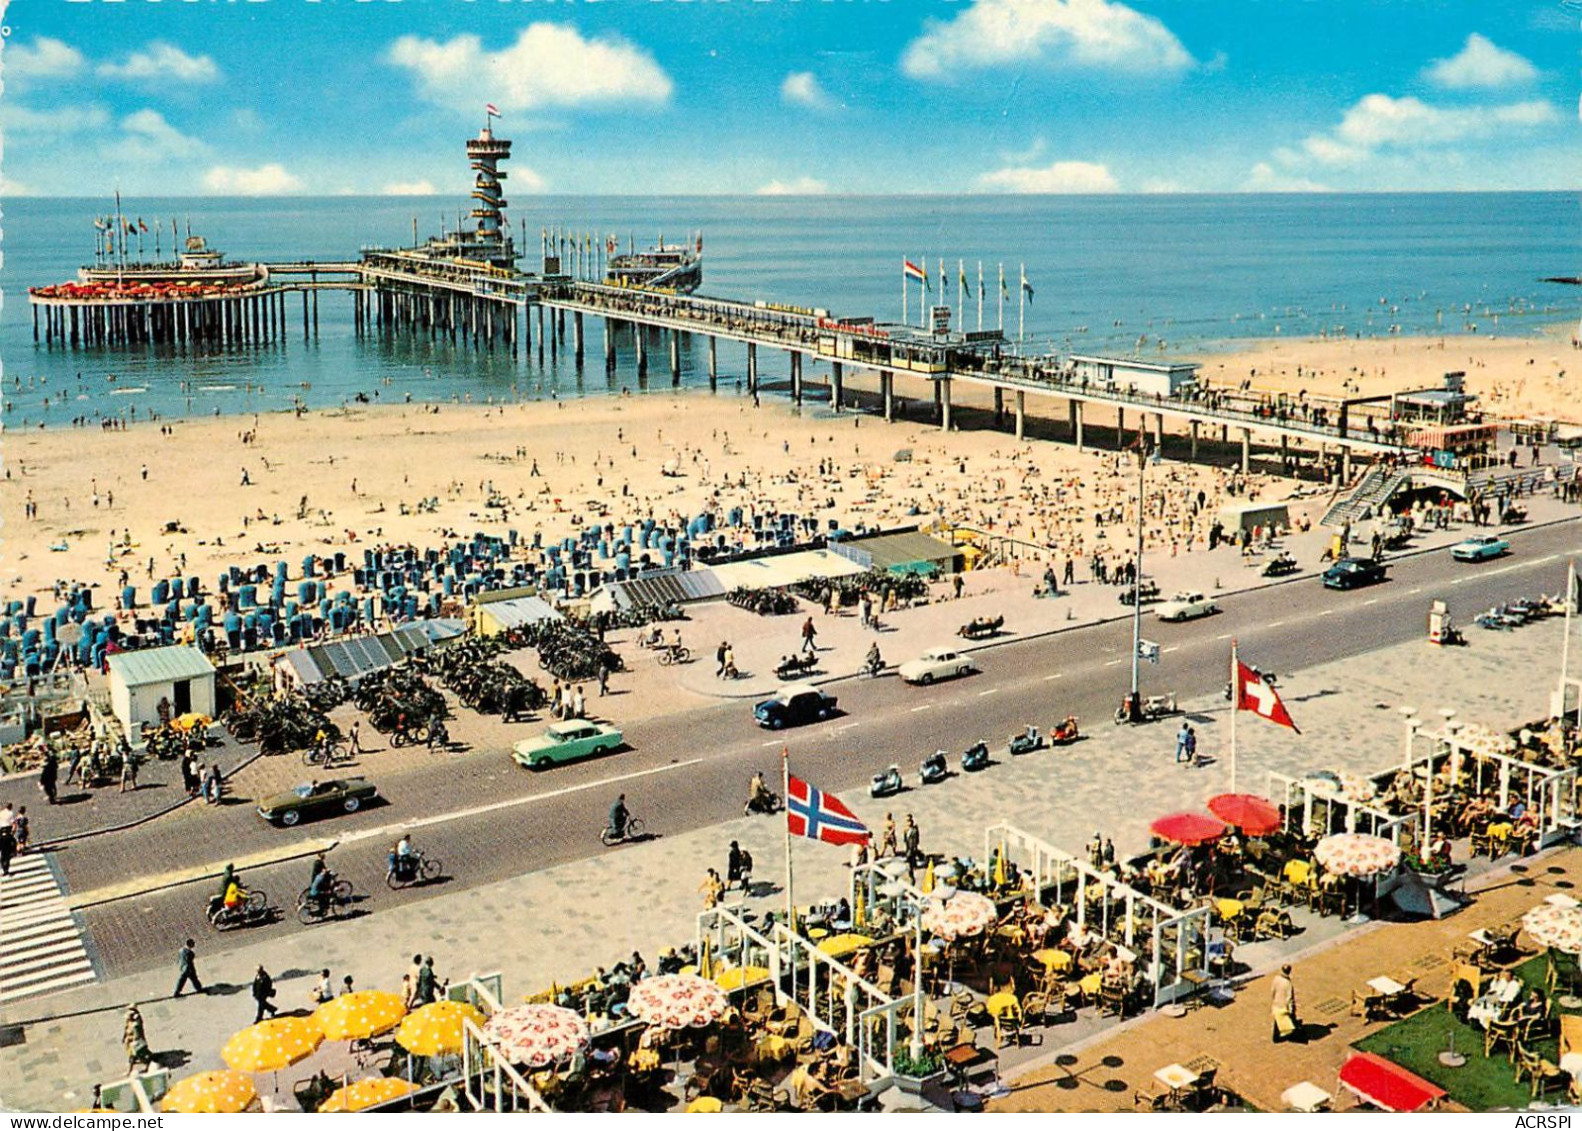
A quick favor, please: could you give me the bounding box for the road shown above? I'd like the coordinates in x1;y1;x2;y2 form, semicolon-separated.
73;522;1582;978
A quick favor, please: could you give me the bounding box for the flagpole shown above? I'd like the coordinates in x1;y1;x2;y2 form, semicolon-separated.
956;258;963;318
919;254;927;330
1230;639;1239;794
997;264;1004;332
902;259;908;326
1562;561;1576;724
782;745;795;932
1018;263;1026;346
977;261;984;332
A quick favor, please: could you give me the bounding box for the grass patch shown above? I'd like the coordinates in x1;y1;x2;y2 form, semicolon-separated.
1354;956;1559;1113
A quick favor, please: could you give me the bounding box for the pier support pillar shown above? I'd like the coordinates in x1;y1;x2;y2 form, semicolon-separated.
1279;432;1289;469
747;343;758;394
604;319;615;370
993;386;1004;427
302;291;310;341
940;377;953;433
1116;407;1126;450
790;352;802;404
1241;428;1252;475
1190;419;1199;460
537;306;545;358
669;330;681;385
708;336;718;390
1015;390;1026;441
883;373;894;422
635;327;648;378
1221;423;1229;443
1074;401;1084;451
573;312;584;362
1343;447;1352;483
1153;412;1165;451
831;362;843;412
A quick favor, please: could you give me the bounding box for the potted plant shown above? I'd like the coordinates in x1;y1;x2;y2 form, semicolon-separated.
891;1048;945;1094
1402;850;1454;884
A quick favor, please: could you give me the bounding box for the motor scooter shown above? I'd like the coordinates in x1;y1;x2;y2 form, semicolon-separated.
1008;725;1044;755
870;764;904;798
920;751;949;785
1050;715;1080;745
1113;692;1179;724
961;740;990;772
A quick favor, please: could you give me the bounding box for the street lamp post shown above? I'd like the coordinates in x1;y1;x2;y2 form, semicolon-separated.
1127;444;1147;722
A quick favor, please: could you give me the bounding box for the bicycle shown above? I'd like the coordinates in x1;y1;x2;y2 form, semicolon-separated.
386;851;443;890
297;878;355;924
302;741;352;768
390;723;431;749
600;817;647;847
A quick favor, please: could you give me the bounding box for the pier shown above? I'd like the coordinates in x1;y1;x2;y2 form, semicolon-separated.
32;120;1414;479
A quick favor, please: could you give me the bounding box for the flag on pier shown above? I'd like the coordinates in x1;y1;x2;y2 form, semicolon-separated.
1021;268;1035;302
903;259;926;285
485;103;500;119
137;218;147;233
1234;658;1298;731
999;264;1008;298
786;775;870;846
958;262;972;299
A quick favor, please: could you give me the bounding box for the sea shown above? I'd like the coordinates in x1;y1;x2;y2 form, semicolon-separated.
1;192;1576;428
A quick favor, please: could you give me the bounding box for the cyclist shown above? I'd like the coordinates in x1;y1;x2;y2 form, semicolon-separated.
307;863;335;917
387;834;415;882
608;794;630;842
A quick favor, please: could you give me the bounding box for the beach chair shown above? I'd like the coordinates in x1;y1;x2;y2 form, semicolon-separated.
1485;1015;1521;1061
1350;990;1388;1023
1559;1014;1582;1058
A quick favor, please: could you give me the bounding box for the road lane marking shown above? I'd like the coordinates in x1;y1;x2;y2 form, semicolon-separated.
1409;588;1422;595
760;740;782;747
1216;633;1232;640
1319;610;1334;616
977;688;999;697
1363;598;1379;605
1043;674;1062;681
1105;659;1124;666
1267;621;1285;628
1163;646;1181;654
1451;578;1466;585
910;704;933;712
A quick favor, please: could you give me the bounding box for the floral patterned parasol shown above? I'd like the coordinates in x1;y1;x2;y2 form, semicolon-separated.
920;890;997;940
1522;904;1582;954
1313;833;1401;877
481;1004;591;1069
626;974;730;1031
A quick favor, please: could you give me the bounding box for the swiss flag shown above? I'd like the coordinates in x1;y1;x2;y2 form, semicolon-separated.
1236;660;1299;732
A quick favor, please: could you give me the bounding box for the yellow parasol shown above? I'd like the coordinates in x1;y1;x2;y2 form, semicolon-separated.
222;1016;323;1073
394;1000;485;1058
160;1070;257;1114
994;841;1009;890
314;991;407;1041
815;933;875;959
171;712;213;732
713;966;771;991
317;1076;417;1113
922;861;935;894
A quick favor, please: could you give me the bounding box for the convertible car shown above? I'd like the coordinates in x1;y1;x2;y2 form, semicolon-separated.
257;778;379;827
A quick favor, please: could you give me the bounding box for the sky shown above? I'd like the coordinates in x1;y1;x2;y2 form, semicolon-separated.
1;0;1577;197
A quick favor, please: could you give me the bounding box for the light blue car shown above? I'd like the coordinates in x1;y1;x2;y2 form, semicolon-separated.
512;720;624;769
1450;535;1510;562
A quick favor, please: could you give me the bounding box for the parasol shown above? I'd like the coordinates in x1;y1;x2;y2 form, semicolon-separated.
160;1070;257;1114
1522;904;1582;954
481;1004;591;1069
1206;794;1281;837
1313;833;1401;877
394;1000;485;1058
920;890;996;940
626;974;729;1031
317;1076;418;1113
313;990;407;1042
1150;812;1228;847
221;1016;322;1073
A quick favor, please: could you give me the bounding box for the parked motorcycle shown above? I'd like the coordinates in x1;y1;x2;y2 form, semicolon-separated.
919;750;949;785
1008;725;1044;755
1475;607;1522;631
961;740;990;773
1050;715;1080;745
1113;692;1179;725
870;764;904;798
744;788;783;816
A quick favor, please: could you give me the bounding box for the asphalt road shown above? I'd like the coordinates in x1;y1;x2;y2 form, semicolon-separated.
75;522;1582;978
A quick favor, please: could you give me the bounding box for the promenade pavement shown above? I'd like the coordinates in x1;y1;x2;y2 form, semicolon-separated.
1;605;1571;1111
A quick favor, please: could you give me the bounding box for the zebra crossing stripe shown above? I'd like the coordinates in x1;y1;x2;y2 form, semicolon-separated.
0;852;99;1003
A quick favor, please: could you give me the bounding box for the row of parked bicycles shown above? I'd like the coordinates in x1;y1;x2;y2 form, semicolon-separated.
1475;592;1569;632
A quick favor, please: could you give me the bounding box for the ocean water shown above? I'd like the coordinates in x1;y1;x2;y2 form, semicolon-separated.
1;193;1576;427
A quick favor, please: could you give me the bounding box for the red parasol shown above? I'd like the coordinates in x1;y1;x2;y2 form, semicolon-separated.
1206;793;1282;837
1150;812;1228;846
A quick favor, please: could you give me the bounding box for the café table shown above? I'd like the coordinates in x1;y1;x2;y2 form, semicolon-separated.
1154;1062;1198;1100
1280;1081;1333;1112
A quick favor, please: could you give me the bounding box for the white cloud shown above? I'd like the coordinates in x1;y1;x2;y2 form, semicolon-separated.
756;176;829;196
98;41;219;83
203;163;302;195
513;166;547;191
5;37;85;86
976;159;1117;193
1;102;111;134
107;109;205;164
382;180;438;195
388;24;672;115
1424;33;1537;90
1327;93;1556;151
1244;162;1329;192
902;0;1192;79
0;174;37;196
781;71;833;110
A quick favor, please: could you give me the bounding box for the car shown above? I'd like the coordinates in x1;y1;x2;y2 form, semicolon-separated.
512;720;624;770
1451;535;1511;563
1322;557;1389;590
754;684;838;729
257;778;378;827
898;647;979;686
1154;591;1220;622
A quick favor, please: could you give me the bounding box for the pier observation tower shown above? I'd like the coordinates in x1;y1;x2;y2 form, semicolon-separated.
467;122;513;268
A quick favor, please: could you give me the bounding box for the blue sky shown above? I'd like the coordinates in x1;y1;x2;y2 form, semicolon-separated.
2;0;1576;196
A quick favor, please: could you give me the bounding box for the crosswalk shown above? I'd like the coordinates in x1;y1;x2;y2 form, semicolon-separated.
0;853;98;1003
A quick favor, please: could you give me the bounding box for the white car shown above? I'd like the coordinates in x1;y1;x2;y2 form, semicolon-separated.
898;647;979;686
1154;590;1220;622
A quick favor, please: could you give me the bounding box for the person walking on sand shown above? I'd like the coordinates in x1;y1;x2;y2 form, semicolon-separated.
349;721;362;755
174;938;205;997
700;867;725;909
1271;963;1298;1042
801;617;817;656
1184;725;1199;768
716;641;728;678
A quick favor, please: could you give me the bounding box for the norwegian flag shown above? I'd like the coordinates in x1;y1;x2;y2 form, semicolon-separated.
787;775;870;846
1235;660;1299;732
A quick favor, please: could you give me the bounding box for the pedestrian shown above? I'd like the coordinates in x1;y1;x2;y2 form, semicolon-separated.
1271;963;1298;1042
1184;725;1198;767
413;956;438;1007
727;840;745;891
722;643;736;679
14;806;30;852
1175;721;1191;764
340;975;356;996
903;814;921;883
180;751;200;796
0;820;15;877
551;680;563;719
699;867;725;909
39;753;58;805
1102;837;1115;867
879;813;898;858
572;685;585;720
953;573;964;600
801;617;817;656
123;1005;152;1075
716;641;728;677
251;964;279;1023
120;749;139;793
597;660;609;697
310;969;334;1006
174;938;205;997
1063;558;1075;586
349;721;362;755
203;763;222;804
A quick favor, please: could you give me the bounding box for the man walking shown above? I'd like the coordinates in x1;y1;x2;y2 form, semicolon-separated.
800;617;817;656
1271;963;1298;1042
174;938;205;997
39;753;58;806
413;956;438;1007
903;814;922;883
879;814;898;858
1175;722;1191;765
716;641;728;678
348;721;363;756
251;964;278;1023
1184;725;1199;768
0;802;15;877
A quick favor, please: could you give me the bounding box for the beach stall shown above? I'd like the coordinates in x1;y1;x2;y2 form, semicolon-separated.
1216;501;1292;539
1069;355;1200;397
470;591;563;637
830;528;963;577
106;646;216;742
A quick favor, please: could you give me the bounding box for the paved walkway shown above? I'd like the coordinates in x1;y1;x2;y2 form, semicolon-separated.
0;605;1571;1111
